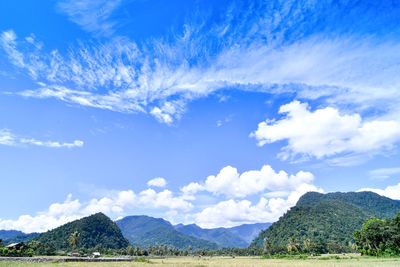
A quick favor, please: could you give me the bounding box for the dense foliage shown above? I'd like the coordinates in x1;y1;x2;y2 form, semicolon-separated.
251;191;400;254
0;246;33;257
116;216;218;250
354;212;400;256
34;213;129;249
297;191;400;218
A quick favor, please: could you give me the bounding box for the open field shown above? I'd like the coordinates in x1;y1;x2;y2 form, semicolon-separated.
0;255;400;267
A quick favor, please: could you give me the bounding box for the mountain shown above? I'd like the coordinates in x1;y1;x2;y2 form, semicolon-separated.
34;213;129;249
116;215;218;250
251;191;400;248
0;230;24;240
4;232;39;244
226;223;271;244
296;191;400;219
174;224;248;248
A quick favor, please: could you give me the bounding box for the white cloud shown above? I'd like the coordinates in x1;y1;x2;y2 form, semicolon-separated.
358;183;400;200
251;101;400;161
138;189;193;211
147;177;167;188
0;195;83;233
181;164;314;198
195;183;323;228
3;24;400;125
0;129;83;148
0;187;192;232
57;0;122;36
82;190;136;214
368;167;400;180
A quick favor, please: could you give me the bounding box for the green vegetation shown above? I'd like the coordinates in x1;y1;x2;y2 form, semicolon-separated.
0;242;33;257
116;216;218;250
354;212;400;256
34;213;129;249
251;191;400;254
297;191;400;218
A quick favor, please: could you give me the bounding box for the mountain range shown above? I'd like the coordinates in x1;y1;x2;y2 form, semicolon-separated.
174;222;271;248
116;215;270;249
4;191;398;251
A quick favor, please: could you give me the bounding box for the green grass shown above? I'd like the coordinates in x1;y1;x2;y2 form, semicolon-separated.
0;255;400;267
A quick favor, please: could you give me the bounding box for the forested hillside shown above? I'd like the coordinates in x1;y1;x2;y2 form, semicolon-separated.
251;191;400;249
34;213;129;249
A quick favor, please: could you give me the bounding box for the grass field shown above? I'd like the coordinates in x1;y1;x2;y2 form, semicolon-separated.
1;255;400;267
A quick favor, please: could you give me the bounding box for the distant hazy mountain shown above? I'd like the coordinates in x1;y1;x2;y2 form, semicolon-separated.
251;191;400;247
116;215;219;250
4;232;39;244
0;230;24;241
174;224;249;248
34;213;129;249
226;223;272;244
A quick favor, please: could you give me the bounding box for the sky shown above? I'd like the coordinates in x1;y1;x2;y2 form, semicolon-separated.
0;0;400;233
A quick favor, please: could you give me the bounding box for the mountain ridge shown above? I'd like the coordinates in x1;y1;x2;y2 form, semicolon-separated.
116;215;219;250
251;191;400;248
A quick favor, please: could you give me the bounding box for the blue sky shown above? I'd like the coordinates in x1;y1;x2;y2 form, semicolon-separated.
1;0;400;232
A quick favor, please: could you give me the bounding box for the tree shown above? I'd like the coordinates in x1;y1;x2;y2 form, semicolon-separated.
134;246;140;256
303;238;312;252
126;246;134;256
287;237;299;253
263;238;271;255
68;231;81;249
354;213;400;256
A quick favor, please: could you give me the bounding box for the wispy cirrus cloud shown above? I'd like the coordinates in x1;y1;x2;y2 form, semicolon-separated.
368;167;400;180
0;129;83;148
57;0;122;36
2;0;400;125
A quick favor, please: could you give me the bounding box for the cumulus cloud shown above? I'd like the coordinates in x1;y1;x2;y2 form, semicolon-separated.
139;189;193;211
251;101;400;161
0;129;83;148
195;183;323;228
0;194;82;233
181;164;314;198
147;177;167;188
358;183;400;200
0;187;191;232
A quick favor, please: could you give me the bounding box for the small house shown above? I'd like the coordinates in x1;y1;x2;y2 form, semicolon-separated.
6;243;26;250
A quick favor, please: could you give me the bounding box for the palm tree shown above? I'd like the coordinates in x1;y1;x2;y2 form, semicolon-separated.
68;231;81;249
263;237;271;255
303;238;311;252
287;236;298;253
